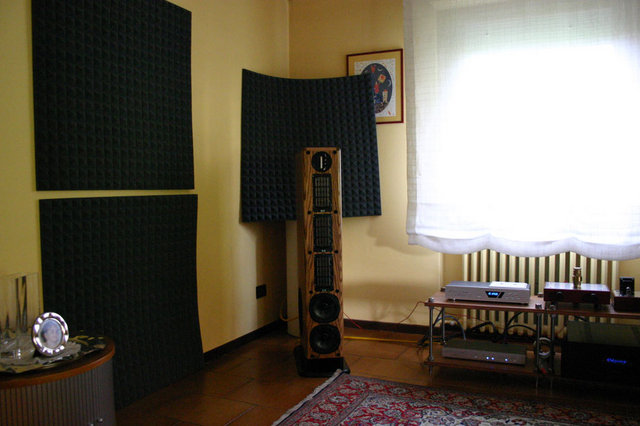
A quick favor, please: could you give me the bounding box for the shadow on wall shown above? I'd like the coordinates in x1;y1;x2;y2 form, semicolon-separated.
342;281;434;325
247;220;288;323
343;214;437;257
252;220;286;284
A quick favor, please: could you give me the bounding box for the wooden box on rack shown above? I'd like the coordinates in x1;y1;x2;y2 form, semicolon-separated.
543;282;611;305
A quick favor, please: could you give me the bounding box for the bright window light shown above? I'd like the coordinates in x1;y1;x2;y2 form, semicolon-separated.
405;0;640;259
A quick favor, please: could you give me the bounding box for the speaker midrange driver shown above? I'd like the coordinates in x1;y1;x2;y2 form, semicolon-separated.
309;324;342;354
309;293;340;323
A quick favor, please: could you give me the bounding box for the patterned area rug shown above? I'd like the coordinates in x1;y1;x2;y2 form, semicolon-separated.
274;371;638;425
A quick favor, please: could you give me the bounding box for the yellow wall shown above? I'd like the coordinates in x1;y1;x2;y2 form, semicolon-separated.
0;0;290;353
3;0;637;355
289;0;441;327
287;0;640;320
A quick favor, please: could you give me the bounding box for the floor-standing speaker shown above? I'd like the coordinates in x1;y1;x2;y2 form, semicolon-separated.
294;147;349;377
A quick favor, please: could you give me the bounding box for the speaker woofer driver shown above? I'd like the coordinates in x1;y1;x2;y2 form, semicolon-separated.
309;324;341;354
309;293;340;323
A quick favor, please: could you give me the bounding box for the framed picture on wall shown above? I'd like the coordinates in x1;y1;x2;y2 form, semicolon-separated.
347;49;403;124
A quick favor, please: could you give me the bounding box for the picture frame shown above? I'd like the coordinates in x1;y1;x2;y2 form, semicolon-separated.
347;49;404;124
32;312;69;356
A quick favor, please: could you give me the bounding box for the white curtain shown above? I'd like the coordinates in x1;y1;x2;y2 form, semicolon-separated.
405;0;640;261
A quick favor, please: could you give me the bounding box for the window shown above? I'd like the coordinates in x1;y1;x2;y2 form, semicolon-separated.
405;0;640;260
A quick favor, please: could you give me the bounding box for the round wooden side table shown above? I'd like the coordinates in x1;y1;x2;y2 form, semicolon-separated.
1;338;115;426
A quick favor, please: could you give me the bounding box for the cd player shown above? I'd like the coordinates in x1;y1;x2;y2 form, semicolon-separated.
444;281;531;304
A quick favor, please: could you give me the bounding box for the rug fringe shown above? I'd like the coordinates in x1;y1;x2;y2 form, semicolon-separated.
272;369;346;425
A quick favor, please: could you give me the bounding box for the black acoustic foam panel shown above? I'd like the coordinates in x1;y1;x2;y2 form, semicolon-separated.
39;195;202;409
241;70;381;222
32;0;194;190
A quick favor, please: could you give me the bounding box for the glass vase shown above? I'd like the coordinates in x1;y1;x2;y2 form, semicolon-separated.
0;273;41;360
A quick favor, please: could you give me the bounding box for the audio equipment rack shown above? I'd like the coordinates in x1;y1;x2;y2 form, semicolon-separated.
425;290;640;387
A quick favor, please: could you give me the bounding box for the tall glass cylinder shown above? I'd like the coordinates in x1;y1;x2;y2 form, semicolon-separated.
0;273;41;359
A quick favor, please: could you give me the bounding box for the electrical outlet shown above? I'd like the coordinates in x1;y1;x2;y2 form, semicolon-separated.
256;283;267;299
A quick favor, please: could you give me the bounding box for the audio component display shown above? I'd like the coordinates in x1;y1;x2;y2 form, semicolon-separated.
444;281;531;304
543;282;611;305
442;338;527;365
295;148;347;376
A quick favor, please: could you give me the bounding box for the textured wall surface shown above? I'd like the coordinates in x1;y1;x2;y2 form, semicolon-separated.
241;70;381;222
39;195;203;408
32;0;194;190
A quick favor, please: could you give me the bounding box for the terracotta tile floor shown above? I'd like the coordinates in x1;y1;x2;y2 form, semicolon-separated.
116;326;640;425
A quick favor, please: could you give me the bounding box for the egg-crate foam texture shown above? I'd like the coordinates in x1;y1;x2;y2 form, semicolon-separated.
241;69;381;222
39;195;203;409
32;0;194;190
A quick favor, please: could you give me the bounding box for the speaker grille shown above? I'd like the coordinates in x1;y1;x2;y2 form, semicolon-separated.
309;293;340;323
309;325;341;354
313;214;333;252
314;254;334;291
312;175;332;212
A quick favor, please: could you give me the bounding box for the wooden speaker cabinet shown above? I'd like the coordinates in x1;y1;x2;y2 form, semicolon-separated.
294;147;348;376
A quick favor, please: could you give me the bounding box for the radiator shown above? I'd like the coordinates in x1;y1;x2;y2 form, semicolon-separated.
461;250;618;337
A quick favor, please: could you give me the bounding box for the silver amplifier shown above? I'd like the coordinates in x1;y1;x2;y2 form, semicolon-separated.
442;338;527;365
444;281;530;304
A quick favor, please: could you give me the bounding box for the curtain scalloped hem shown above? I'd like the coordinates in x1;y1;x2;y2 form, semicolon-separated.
404;0;640;262
407;233;640;261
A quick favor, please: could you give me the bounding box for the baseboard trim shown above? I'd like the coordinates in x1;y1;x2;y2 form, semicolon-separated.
203;320;286;362
344;319;429;335
203;318;430;362
343;320;534;343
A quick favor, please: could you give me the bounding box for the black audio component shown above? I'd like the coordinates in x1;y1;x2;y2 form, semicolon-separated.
614;275;639;312
561;321;640;385
620;277;635;295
